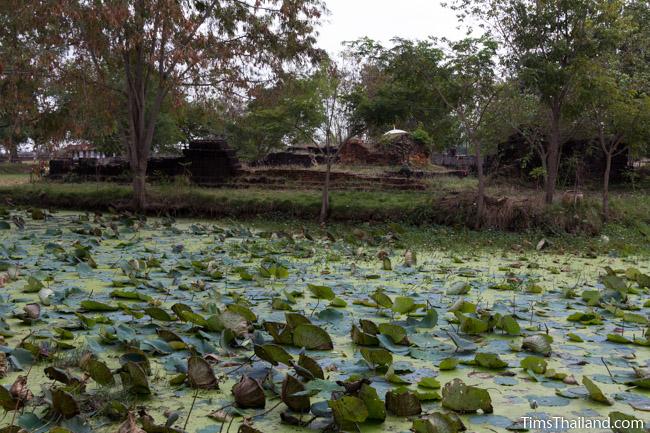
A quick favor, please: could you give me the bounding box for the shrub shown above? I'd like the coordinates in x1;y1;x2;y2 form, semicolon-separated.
411;127;432;146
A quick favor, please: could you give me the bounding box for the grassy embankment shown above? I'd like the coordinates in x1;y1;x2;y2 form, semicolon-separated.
0;161;33;186
1;168;649;254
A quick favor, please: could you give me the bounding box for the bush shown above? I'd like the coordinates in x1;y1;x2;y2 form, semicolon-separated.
411;127;432;146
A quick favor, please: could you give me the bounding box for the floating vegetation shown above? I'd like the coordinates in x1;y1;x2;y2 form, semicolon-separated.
0;210;648;432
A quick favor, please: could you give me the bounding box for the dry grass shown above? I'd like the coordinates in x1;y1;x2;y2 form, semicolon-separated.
422;176;478;192
0;173;30;186
0;162;35;186
245;162;451;176
0;162;35;174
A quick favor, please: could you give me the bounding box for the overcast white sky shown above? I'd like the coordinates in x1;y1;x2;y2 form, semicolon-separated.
316;0;467;55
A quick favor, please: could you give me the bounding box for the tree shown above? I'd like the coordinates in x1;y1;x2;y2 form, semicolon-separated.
316;63;347;224
449;0;623;204
177;97;231;144
230;73;327;160
275;60;363;225
584;72;650;221
345;38;456;146
46;66;212;156
42;63;133;156
578;1;650;220
435;37;499;228
45;0;324;210
490;83;550;182
0;0;50;161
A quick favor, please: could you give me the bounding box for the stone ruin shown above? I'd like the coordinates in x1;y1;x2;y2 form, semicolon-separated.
48;136;241;184
340;134;430;166
253;144;338;168
182;136;242;184
431;151;481;173
255;151;317;168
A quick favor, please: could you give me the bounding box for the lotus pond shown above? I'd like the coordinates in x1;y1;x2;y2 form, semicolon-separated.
0;211;648;433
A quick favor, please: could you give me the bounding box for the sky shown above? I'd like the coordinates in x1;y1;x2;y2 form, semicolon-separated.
316;0;467;55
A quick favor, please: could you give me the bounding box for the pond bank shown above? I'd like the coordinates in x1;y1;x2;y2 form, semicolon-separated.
2;181;649;246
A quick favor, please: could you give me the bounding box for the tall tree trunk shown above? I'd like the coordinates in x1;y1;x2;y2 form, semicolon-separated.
125;100;151;212
9;145;18;163
8;135;18;163
544;108;561;205
133;163;147;212
127;130;153;212
124;4;156;213
319;158;331;225
123;54;163;213
532;142;548;186
602;150;612;222
474;138;485;229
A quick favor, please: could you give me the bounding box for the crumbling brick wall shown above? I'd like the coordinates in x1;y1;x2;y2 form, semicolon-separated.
340;135;430;166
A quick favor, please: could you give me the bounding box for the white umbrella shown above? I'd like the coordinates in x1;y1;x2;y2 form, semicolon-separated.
383;129;408;136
